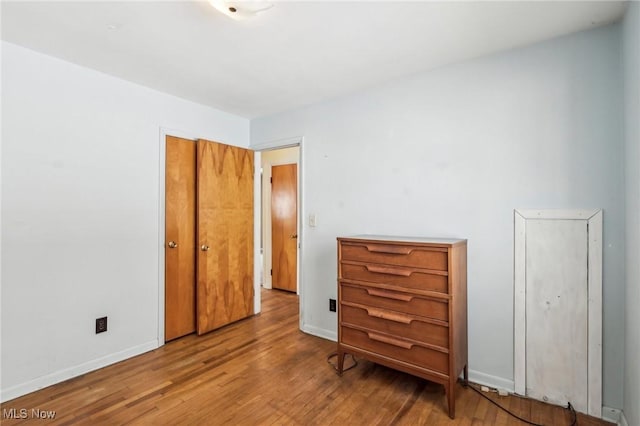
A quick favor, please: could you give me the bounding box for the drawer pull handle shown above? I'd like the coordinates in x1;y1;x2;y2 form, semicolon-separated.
366;307;412;324
366;265;412;277
368;332;414;349
366;288;413;302
366;245;413;255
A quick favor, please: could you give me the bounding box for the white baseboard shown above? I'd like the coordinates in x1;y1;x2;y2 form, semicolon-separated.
467;369;515;393
1;340;159;403
620;411;629;426
602;406;622;423
601;406;630;425
301;323;336;342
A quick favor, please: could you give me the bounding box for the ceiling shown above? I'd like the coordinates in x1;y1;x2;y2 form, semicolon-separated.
1;1;628;119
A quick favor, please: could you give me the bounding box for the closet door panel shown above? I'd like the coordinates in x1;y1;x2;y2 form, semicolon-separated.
197;139;254;335
165;136;196;341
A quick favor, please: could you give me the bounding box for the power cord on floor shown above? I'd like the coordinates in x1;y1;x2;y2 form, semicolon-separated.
464;382;577;426
568;402;577;426
326;352;357;374
326;358;577;426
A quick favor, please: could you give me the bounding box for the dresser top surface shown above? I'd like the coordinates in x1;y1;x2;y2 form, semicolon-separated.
338;235;467;246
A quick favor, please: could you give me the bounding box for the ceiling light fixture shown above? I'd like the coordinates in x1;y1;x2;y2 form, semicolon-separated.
208;0;274;20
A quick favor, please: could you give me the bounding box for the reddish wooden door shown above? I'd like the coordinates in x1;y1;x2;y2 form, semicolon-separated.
165;136;196;341
196;139;254;334
271;164;297;292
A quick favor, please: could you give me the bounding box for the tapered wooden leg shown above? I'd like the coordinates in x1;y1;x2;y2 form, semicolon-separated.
446;379;456;419
464;364;469;386
336;349;346;376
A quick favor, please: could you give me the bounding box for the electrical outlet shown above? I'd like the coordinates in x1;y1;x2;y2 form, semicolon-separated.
329;299;336;312
96;317;108;334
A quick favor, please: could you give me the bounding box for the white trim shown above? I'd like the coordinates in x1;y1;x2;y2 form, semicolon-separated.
301;324;337;342
587;211;603;417
251;136;302;152
254;151;262;313
468;370;515;393
1;340;158;402
513;210;526;395
513;209;603;418
620;411;629;426
515;209;600;220
602;407;623;424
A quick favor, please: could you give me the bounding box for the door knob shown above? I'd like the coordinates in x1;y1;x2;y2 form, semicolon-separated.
290;234;298;239
201;244;210;251
168;241;178;248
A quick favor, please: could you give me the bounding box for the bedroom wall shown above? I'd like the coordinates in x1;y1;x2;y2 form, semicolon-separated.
0;41;250;401
622;2;640;425
251;25;625;408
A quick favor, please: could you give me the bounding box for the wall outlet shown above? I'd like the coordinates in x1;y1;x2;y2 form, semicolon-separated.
96;317;108;334
329;299;336;312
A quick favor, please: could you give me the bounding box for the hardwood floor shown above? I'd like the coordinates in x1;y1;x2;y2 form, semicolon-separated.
1;289;613;425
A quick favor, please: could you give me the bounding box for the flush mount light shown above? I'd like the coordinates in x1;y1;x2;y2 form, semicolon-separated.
208;0;273;20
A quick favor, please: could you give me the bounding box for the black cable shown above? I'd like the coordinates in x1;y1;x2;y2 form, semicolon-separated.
568;402;577;426
326;352;357;373
466;383;545;426
466;383;578;426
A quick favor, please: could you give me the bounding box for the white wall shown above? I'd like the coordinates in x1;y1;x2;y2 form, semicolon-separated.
251;25;625;408
0;42;249;401
623;2;640;425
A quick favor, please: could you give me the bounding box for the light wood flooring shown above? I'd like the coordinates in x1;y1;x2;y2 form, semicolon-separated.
1;289;613;425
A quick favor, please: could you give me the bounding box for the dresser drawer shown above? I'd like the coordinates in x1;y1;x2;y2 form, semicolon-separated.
341;325;449;374
341;263;448;293
341;303;448;348
341;241;448;271
341;283;448;322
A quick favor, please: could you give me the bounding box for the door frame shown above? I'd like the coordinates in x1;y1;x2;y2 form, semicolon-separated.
252;137;305;329
262;157;299;292
513;208;602;417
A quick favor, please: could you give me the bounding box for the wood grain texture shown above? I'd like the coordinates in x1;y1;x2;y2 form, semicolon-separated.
196;139;254;335
164;135;196;341
271;163;297;292
0;289;613;426
337;236;466;419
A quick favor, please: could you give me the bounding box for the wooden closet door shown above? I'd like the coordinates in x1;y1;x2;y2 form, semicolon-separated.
165;136;196;341
196;139;254;335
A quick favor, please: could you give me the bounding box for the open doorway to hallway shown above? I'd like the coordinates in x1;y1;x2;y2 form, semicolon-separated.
260;146;300;297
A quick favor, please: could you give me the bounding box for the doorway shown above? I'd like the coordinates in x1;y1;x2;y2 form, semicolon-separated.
260;146;300;294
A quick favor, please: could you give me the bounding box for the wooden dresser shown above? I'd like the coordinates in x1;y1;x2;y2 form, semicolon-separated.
336;235;468;419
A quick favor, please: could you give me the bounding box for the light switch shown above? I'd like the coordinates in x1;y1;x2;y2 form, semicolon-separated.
309;214;317;227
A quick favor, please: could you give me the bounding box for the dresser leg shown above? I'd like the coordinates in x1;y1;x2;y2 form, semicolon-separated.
463;364;469;386
336;350;346;376
446;380;456;419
